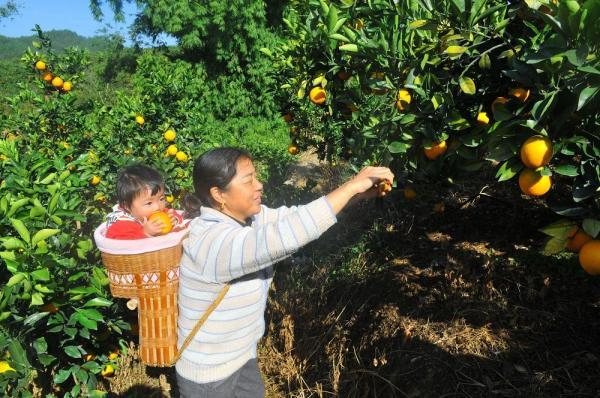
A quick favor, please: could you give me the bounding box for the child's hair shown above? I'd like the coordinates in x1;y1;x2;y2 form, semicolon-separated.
182;147;251;218
116;164;165;210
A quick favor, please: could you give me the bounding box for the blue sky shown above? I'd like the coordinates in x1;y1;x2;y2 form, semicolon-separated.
0;0;175;45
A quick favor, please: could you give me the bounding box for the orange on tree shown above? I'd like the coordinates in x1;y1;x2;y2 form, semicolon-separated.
35;60;46;71
396;88;412;111
476;111;490;126
0;361;15;373
42;71;53;82
288;144;299;155
509;87;530;102
101;364;115;377
579;240;600;275
164;129;176;141
166;194;174;203
309;87;326;105
176;151;188;162
108;351;119;360
83;354;95;362
167;144;178;156
135;115;145;125
520;135;553;168
518;168;552;197
51;76;63;89
423;140;448;160
148;211;173;235
90;176;101;186
403;187;417;199
62;81;72;92
491;96;508;112
377;180;392;196
567;229;593;252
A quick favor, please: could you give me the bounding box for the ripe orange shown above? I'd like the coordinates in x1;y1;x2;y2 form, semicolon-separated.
377;180;392;196
491;97;508;112
108;351;119;360
148;211;173;235
518;168;551;197
135;115;145;125
90;176;101;186
175;151;188;162
51;76;64;89
520;135;553;168
509;87;530;102
101;364;115;377
567;229;593;252
166;194;174;203
42;71;53;82
164;129;176;141
35;60;46;71
288;145;299;155
403;187;417;199
167;144;178;156
476;111;490;126
309;87;326;105
83;354;95;362
423;141;447;160
62;81;72;92
579;240;600;275
396;89;412;111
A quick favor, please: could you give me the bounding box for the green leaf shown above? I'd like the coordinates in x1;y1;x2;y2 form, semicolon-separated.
582;218;600;238
409;19;429;29
31;229;60;247
458;76;476;94
23;312;49;327
30;268;50;281
76;314;98;330
496;159;523;182
30;292;44;306
78;309;104;322
539;220;577;239
339;43;358;52
7;199;30;218
542;236;568;255
388;142;408;154
83;298;113;308
7;273;26;287
327;4;338;34
33;337;48;354
0;237;26;250
329;33;350;42
10;218;30;243
445;45;468;57
554;164;579;176
478;53;491;69
54;369;71;384
64;345;82;359
577;86;599;111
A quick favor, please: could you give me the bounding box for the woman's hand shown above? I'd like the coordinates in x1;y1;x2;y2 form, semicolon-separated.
326;166;394;214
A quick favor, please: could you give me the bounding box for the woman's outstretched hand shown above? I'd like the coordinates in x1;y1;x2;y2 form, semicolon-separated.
326;166;395;214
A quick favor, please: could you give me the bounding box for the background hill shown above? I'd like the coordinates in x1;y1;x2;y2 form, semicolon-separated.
0;29;112;59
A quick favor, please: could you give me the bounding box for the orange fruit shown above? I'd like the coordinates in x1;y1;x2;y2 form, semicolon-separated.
403;187;417;199
509;88;530;102
90;176;101;186
166;194;174;203
288;145;299;155
62;81;72;92
518;168;551;197
167;144;178;156
135;115;145;125
423;141;448;160
567;229;593;252
51;76;63;89
164;129;176;141
476;112;490;126
520;135;553;168
148;211;173;235
35;60;46;71
83;354;95;362
396;89;412;111
101;364;115;377
491;97;508;112
309;87;326;105
579;240;600;275
377;180;392;196
108;351;119;360
337;71;352;80
175;151;188;162
42;71;53;82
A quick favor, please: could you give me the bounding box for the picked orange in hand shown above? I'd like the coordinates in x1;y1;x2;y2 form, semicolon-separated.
148;211;173;235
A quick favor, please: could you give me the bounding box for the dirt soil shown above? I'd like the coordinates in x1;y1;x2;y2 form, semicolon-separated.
102;155;600;397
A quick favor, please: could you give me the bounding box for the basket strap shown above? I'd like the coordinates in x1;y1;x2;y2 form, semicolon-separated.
170;283;231;366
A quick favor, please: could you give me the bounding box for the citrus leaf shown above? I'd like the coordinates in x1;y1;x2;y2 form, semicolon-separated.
577;86;599;111
538;219;577;238
445;45;468;57
339;43;358;52
542;236;568;255
582;218;600;238
10;218;30;243
409;19;429;29
31;229;60;247
459;76;476;94
554;164;579;176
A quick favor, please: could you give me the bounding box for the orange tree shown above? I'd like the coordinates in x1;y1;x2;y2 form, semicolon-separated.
0;25;291;395
270;0;599;258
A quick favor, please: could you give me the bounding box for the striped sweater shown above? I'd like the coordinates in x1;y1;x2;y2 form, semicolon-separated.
176;196;337;383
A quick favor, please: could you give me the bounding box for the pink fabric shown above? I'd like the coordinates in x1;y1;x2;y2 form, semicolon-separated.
94;212;190;255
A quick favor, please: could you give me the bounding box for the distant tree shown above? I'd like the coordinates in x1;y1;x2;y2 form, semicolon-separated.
0;1;18;20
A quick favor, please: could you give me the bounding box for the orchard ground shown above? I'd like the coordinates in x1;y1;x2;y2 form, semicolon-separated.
101;152;600;398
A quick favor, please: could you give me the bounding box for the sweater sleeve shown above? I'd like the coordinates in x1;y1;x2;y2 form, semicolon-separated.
105;220;147;240
184;196;337;283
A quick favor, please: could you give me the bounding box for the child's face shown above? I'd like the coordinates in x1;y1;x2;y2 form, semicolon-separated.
127;187;167;220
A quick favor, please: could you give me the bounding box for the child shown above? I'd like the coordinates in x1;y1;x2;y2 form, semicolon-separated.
105;163;183;239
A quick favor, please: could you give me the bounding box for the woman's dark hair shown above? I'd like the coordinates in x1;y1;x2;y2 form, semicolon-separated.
116;163;165;210
182;147;251;218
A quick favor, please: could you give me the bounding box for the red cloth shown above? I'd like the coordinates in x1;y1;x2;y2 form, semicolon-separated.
104;206;184;240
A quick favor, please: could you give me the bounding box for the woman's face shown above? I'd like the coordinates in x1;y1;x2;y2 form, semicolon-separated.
219;157;263;222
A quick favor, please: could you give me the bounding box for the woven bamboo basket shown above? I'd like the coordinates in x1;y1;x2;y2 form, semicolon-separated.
94;222;188;367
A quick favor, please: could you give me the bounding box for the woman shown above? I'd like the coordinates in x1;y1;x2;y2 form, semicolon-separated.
177;147;394;397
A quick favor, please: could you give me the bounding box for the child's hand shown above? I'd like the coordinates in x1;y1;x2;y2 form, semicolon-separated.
143;217;166;237
169;213;180;227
